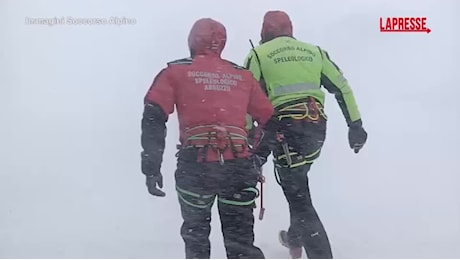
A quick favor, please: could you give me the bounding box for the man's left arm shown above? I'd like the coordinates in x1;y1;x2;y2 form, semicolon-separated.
319;48;368;153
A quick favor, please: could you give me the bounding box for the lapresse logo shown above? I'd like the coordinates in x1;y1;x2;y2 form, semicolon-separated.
380;17;431;33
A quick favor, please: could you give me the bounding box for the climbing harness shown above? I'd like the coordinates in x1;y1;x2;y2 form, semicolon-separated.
276;97;327;122
178;124;248;164
272;97;326;185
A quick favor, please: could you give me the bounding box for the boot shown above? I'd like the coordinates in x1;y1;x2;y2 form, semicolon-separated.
279;230;302;259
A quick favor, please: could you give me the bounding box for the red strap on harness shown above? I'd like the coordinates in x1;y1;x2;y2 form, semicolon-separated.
308;96;319;121
258;174;266;220
259;179;265;220
213;125;228;150
183;125;247;148
181;124;249;163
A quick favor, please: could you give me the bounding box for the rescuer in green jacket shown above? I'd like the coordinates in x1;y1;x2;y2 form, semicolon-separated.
245;10;368;259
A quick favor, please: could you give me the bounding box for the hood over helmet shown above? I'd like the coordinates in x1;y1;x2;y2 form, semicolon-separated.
188;18;226;57
260;11;293;44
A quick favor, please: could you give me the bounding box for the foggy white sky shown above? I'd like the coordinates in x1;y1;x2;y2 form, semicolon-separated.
1;0;459;258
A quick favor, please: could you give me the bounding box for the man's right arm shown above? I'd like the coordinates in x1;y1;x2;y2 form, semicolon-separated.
141;68;175;177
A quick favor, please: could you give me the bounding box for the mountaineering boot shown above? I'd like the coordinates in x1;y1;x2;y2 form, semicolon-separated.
279;230;302;259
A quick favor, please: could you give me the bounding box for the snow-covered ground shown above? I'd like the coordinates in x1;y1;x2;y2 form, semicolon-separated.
1;0;459;258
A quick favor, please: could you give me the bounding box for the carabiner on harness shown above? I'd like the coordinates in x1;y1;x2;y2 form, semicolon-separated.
218;150;225;165
277;132;292;167
276;97;322;122
182;124;249;164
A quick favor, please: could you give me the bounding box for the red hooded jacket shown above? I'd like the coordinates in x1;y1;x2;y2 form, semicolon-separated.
144;18;274;162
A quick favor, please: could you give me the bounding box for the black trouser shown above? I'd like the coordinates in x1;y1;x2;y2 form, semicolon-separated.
175;149;265;259
274;118;333;259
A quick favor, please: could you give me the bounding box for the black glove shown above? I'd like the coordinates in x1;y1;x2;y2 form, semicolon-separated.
141;151;165;197
146;175;165;197
348;121;368;154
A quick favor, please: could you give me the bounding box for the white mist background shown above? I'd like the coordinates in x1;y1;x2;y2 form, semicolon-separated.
1;0;459;258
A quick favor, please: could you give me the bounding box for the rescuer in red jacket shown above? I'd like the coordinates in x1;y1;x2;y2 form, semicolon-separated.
141;18;274;259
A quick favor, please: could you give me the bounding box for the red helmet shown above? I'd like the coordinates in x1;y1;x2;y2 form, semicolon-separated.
260;11;293;44
188;18;227;57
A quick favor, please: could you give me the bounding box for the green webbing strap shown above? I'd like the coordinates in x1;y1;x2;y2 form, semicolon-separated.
187;133;247;141
176;186;216;209
184;129;248;150
274;148;322;169
217;187;259;206
176;185;215;198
